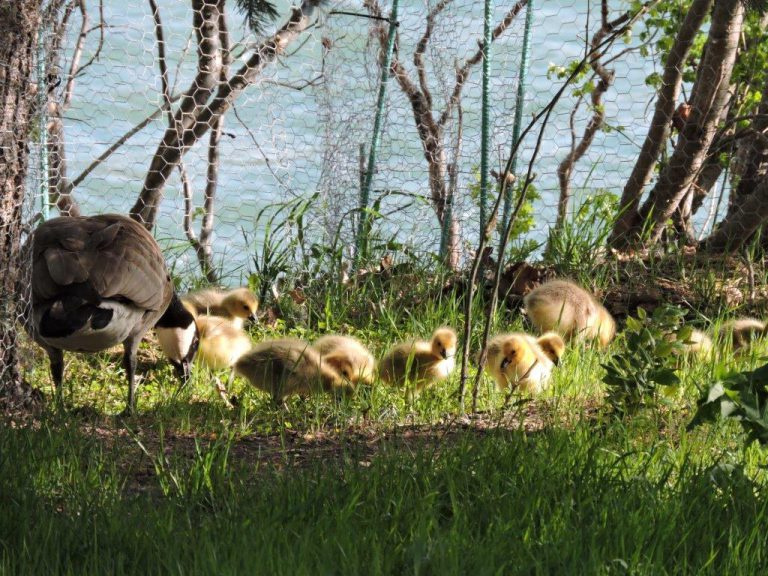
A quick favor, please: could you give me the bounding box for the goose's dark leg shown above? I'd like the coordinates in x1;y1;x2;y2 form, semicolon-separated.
46;346;64;406
121;336;141;415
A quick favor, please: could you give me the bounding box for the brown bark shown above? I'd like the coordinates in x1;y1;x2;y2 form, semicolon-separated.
131;0;325;229
0;0;42;407
555;0;627;230
609;0;713;249
640;0;744;246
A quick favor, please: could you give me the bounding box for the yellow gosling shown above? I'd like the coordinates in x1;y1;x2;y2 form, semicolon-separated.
676;328;714;358
234;338;351;404
719;318;767;352
485;333;557;394
182;287;259;328
378;327;457;392
523;279;616;348
196;315;253;371
535;331;566;365
313;334;376;385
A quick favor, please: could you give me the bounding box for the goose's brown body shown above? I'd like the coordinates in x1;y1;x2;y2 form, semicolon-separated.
25;214;191;413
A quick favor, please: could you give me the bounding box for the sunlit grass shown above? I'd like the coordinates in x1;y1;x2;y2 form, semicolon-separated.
8;255;768;574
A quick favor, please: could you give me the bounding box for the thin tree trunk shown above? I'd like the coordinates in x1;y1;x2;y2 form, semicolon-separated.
608;0;713;249
131;0;324;229
640;0;744;246
702;174;768;251
0;0;43;408
555;0;625;231
364;0;525;270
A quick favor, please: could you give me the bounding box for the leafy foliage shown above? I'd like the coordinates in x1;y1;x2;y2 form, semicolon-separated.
232;0;279;35
544;190;617;280
602;305;688;415
689;362;768;446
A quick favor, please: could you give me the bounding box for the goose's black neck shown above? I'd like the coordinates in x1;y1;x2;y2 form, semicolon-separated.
155;293;195;329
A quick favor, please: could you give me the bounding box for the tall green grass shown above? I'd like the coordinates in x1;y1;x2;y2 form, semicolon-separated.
2;416;767;575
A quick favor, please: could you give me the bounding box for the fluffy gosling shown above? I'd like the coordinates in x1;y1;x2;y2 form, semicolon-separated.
196;315;253;371
535;331;567;365
313;335;376;385
234;338;351;404
719;318;767;352
675;328;714;358
378;327;457;392
523;279;615;348
485;332;562;394
182;287;259;328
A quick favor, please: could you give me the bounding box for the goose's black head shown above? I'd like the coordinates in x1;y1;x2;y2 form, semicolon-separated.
156;293;195;329
156;293;199;384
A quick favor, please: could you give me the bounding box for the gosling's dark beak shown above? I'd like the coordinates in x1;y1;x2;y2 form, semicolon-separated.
553;357;560;367
441;349;448;359
247;313;258;326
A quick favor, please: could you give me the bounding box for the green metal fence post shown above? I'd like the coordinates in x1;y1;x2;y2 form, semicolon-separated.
500;0;534;246
479;0;493;241
37;24;49;221
355;0;400;268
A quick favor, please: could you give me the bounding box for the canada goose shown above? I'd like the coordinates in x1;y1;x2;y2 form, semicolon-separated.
485;333;559;394
155;300;199;383
234;338;351;404
719;318;766;352
23;214;193;414
378;327;457;391
523;279;615;347
313;334;375;385
182;287;259;328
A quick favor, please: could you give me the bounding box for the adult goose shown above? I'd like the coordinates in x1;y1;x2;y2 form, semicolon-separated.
23;214;195;414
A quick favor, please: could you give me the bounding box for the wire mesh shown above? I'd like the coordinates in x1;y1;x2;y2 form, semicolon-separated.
20;0;761;284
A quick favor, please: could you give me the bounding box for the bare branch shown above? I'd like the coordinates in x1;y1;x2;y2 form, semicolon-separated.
132;0;325;227
72;0;105;80
438;0;527;128
414;0;453;111
555;3;630;228
63;0;87;107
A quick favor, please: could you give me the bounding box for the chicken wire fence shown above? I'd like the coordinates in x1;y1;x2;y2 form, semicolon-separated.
22;0;747;290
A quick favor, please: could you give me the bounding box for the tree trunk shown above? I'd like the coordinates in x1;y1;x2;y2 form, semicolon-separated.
640;0;744;246
131;0;324;229
0;0;42;408
608;0;713;249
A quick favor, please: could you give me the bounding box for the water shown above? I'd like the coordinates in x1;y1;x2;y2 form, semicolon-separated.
48;0;714;282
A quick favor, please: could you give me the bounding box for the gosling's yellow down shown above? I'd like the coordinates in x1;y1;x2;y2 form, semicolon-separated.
234;338;350;403
313;335;376;385
523;279;615;347
195;315;253;370
719;318;766;352
536;331;567;365
182;287;259;328
675;328;713;358
485;332;564;394
378;327;457;391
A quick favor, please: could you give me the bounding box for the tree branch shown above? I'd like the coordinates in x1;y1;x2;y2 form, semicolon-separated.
131;0;325;228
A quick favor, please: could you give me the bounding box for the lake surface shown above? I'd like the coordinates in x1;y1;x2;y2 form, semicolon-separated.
35;0;718;282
